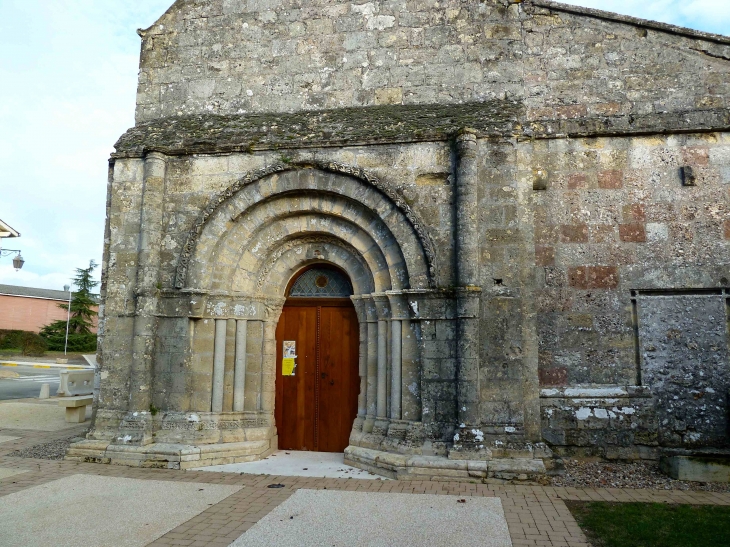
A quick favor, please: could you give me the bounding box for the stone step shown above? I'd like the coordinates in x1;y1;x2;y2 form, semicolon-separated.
65;439;275;469
344;445;547;483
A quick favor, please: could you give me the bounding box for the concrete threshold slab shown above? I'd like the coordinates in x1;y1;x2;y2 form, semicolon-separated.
195;450;388;479
230;489;513;547
0;474;241;547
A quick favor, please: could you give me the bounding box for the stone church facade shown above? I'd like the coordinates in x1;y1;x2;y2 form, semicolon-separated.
68;0;730;480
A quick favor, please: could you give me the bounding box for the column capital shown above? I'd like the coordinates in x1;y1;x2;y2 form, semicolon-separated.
455;287;482;318
143;152;169;180
385;290;409;320
455;127;478;140
454;129;478;156
371;292;391;320
144;150;169;163
361;295;379;323
350;295;368;324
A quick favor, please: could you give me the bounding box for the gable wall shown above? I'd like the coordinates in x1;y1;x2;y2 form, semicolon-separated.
524;6;730;121
136;0;730;124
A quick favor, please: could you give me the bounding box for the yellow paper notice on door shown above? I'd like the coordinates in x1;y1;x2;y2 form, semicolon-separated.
282;358;296;376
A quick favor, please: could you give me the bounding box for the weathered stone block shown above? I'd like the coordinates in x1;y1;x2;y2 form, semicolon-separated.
597;169;623;189
619;223;647;243
560;224;589;243
538;367;567;386
568;266;619;289
660;455;730;482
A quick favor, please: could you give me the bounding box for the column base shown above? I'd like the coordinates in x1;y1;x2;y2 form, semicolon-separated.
372;418;390;437
362;416;376;433
344;445;549;483
65;437;277;470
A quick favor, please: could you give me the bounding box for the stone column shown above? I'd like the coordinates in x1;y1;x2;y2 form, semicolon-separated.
364;297;378;433
351;296;368;429
401;319;421;422
128;152;167;421
390;319;402;420
244;321;264;412
212;319;227;413
399;290;429;447
387;291;410;422
233;319;247;412
372;294;391;435
455;288;482;427
259;306;282;416
377;320;388;418
261;301;283;415
455;130;479;288
402;290;426;425
454;130;482;437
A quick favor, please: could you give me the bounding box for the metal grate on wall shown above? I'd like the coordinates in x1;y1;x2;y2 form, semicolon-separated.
289;267;353;298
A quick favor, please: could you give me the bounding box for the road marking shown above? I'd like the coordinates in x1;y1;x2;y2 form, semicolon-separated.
4;376;59;382
0;362;92;369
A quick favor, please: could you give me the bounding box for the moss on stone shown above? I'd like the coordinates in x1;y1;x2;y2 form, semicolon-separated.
113;101;523;158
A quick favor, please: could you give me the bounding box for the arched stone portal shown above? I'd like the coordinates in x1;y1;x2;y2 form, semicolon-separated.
171;166;433;459
72;149;550;480
75;164;450;473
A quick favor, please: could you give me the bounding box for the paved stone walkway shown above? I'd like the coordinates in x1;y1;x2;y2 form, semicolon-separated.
2;425;729;547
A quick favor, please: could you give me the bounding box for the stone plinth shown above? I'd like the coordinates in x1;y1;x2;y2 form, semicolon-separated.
660;449;730;483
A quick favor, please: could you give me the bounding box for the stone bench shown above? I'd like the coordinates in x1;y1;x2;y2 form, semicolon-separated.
59;395;93;423
57;370;94;397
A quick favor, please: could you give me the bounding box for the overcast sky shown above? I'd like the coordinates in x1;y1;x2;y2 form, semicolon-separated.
0;1;728;291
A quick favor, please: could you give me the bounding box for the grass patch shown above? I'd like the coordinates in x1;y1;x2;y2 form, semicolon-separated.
567;501;730;547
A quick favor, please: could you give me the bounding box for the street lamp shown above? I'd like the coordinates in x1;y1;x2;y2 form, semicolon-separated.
0;249;24;271
64;284;72;356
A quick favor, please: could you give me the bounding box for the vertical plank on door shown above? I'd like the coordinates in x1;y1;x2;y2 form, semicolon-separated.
318;305;359;452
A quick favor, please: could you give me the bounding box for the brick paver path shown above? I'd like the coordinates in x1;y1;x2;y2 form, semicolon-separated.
2;426;729;547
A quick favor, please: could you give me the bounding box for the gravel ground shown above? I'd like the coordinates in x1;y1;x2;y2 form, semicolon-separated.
8;433;87;461
550;459;730;493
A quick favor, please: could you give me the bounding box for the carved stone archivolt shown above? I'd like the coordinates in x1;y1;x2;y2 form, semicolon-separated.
256;235;362;290
175;161;437;290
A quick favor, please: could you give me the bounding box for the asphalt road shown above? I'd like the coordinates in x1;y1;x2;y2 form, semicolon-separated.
0;365;62;401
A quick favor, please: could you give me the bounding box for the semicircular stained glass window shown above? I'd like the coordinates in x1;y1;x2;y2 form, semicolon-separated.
289;267;353;298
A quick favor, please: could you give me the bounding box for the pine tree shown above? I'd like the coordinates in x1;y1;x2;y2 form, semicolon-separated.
40;260;99;352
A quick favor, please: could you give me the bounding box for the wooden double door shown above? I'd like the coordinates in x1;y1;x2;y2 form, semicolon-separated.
275;300;359;452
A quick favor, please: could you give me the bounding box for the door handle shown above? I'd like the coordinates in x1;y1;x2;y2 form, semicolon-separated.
329;380;335;386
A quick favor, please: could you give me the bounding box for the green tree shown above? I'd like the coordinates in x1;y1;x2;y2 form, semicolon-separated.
40;260;99;352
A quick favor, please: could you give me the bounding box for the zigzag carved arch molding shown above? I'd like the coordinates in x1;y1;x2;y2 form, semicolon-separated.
174;160;438;289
